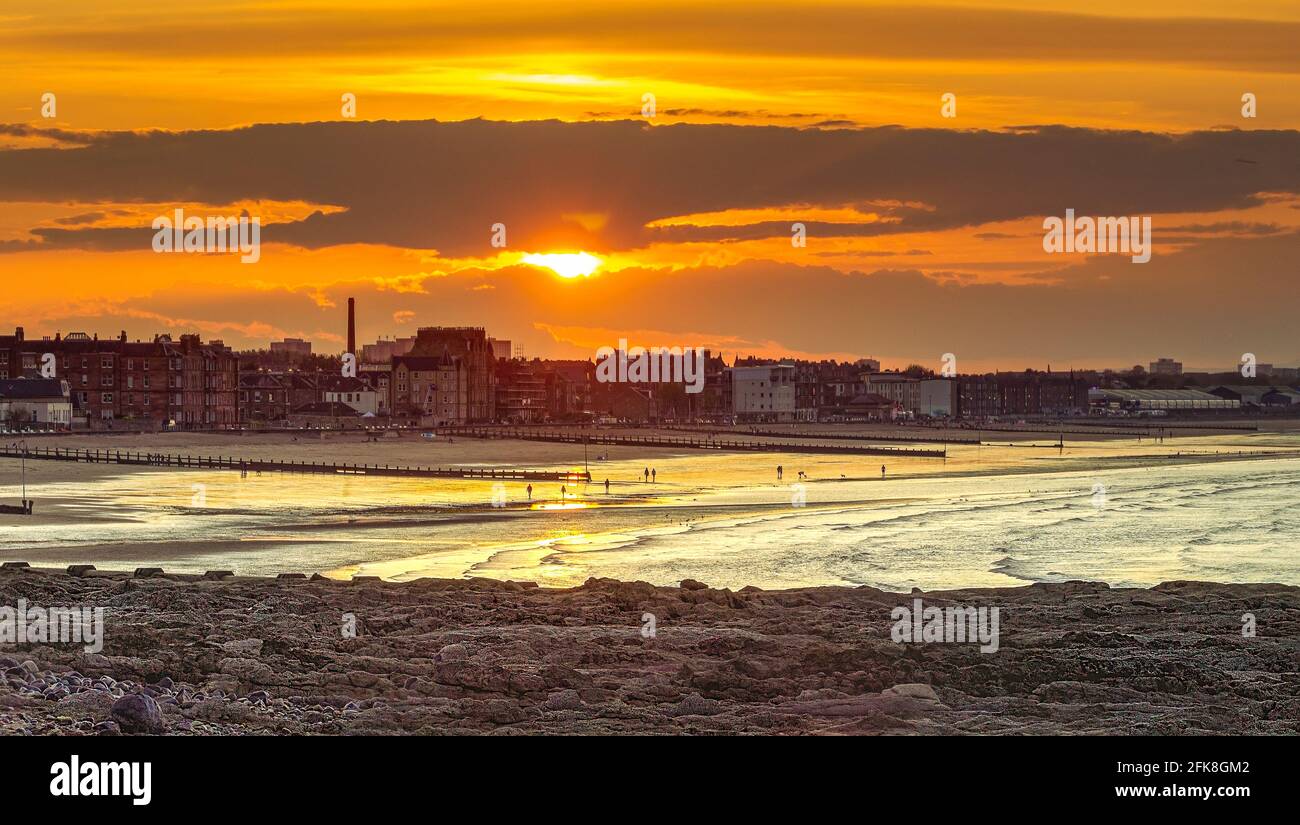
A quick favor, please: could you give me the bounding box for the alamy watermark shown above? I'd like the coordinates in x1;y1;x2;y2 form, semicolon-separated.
1;598;104;653
50;756;151;806
595;339;706;393
1043;209;1151;263
890;598;1000;653
152;208;261;263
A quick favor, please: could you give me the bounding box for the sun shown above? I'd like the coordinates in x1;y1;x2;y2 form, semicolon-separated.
521;251;602;278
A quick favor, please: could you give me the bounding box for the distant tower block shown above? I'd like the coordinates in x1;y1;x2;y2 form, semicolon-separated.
347;297;356;356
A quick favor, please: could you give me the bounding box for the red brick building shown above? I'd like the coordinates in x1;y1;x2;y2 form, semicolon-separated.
18;331;238;429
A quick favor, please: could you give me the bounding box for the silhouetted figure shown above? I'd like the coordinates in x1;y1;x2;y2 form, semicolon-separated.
651;468;656;483
881;465;886;479
560;485;567;501
777;465;783;481
643;467;650;482
604;478;610;494
526;484;533;499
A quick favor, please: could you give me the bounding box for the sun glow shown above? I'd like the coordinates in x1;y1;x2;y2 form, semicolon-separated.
521;252;602;278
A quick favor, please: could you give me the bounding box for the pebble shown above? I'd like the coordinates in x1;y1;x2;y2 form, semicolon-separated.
109;693;166;734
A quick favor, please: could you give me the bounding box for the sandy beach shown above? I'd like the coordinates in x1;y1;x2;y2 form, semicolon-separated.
1;423;1298;590
2;566;1296;735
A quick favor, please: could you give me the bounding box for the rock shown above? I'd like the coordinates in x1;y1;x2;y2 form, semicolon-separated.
669;693;722;716
437;643;468;662
680;579;709;591
109;693;165;734
883;683;940;702
543;689;583;711
221;639;263;657
347;671;379;688
93;720;121;736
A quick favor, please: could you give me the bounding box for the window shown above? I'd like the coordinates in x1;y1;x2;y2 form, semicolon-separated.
101;393;113;403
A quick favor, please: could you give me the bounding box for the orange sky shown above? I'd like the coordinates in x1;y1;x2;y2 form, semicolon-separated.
2;1;1298;371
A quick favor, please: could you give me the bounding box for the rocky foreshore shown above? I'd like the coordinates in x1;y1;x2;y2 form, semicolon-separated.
1;565;1296;735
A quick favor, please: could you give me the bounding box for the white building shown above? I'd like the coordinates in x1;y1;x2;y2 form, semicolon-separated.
321;376;380;416
731;365;796;422
0;378;73;427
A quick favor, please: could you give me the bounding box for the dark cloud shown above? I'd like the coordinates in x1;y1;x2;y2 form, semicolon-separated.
0;120;1297;256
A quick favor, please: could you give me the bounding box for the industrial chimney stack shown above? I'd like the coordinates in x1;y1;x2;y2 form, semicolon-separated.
347;297;356;356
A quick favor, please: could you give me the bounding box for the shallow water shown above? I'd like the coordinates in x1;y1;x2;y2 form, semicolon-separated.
1;436;1297;590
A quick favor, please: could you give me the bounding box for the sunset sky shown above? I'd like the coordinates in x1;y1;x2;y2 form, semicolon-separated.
2;1;1298;371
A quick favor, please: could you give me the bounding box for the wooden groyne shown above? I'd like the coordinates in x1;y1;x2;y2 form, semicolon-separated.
0;445;589;482
661;425;980;445
440;427;946;458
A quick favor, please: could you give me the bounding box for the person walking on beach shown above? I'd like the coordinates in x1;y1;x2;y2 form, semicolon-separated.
643;467;650;482
526;483;532;499
881;465;886;479
604;478;610;494
651;468;656;483
560;485;567;501
777;465;783;481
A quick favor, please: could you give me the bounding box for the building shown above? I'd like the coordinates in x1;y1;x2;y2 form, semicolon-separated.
360;337;415;364
408;327;495;421
732;364;796;422
844;392;897;421
956;371;1090;419
0;378;72;427
0;327;29;380
544;360;595;420
1090;388;1238;413
1149;358;1183;376
863;373;921;414
392;353;466;424
268;338;312;360
495;358;548;422
18;331;238;429
698;352;732;420
238;373;292;423
357;363;392;415
1208;385;1291;408
917;378;957;417
488;338;513;362
287;401;365;429
319;375;380;416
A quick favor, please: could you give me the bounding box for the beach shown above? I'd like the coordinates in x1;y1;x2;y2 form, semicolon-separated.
2;566;1296;735
0;424;1297;590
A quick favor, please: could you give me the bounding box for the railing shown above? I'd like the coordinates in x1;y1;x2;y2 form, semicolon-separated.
438;427;946;458
0;444;589;482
